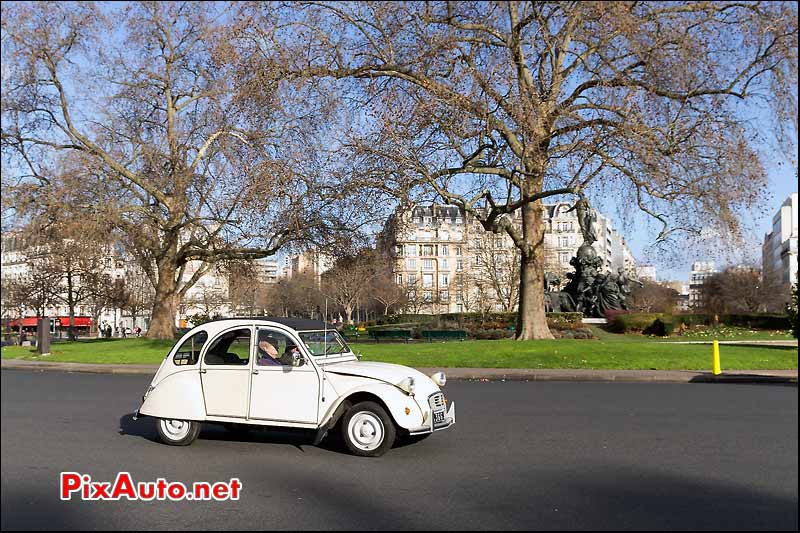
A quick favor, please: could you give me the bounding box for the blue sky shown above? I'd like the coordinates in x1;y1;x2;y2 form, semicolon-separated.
624;154;797;282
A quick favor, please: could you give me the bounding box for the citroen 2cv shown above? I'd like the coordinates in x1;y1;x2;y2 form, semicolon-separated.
134;318;455;456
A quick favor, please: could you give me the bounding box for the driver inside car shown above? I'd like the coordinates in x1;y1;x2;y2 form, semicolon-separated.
256;336;282;366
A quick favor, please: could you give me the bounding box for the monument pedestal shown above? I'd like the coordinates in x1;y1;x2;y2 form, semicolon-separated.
581;318;608;325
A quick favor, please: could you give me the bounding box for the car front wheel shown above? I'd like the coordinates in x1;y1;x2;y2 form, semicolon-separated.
341;401;396;457
156;418;201;446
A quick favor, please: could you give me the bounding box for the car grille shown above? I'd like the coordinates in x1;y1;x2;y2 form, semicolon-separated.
429;392;446;410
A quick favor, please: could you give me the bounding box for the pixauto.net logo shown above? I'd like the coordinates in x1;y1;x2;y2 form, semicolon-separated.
60;472;242;501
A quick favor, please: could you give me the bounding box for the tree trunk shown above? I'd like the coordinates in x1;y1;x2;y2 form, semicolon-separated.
68;305;76;341
515;201;554;340
344;304;353;324
146;254;179;340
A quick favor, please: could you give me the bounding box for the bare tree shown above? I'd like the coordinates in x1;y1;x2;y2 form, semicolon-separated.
370;255;406;316
2;2;371;339
30;222;113;340
471;232;521;312
700;265;777;314
260;1;797;339
320;250;380;324
627;280;679;314
1;277;33;343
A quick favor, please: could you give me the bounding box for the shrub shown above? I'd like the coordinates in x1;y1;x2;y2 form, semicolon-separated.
643;318;674;337
609;313;670;334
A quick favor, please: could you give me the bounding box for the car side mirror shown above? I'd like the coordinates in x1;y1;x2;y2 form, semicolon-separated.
291;352;305;367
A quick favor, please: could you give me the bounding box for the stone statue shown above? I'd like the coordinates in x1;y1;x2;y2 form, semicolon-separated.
549;197;641;318
566;196;598;245
545;291;576;313
564;244;603;315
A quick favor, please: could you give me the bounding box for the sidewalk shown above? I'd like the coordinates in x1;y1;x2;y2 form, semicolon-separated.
2;359;796;383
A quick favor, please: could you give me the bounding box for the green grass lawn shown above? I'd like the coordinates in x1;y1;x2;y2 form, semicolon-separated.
2;330;797;370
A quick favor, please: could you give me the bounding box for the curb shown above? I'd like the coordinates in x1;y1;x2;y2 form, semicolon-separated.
2;359;797;383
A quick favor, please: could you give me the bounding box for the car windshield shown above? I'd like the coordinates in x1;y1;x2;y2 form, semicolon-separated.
298;330;350;357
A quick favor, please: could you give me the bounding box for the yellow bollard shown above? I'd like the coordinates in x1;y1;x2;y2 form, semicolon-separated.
712;340;722;375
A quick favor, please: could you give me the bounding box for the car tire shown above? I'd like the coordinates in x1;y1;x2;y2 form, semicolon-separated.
341;401;396;457
156;418;201;446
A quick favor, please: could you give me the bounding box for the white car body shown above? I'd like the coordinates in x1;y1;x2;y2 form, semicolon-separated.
135;318;455;454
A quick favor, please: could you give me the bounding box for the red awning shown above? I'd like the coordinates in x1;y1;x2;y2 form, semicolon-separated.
58;317;92;328
8;317;41;327
8;317;92;328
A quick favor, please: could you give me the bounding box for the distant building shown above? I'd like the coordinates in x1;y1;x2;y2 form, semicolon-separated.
637;264;657;281
285;250;333;284
762;193;798;310
662;280;690;311
688;261;717;309
382;202;637;314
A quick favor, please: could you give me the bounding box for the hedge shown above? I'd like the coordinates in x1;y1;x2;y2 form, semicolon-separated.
608;312;791;335
362;312;586;339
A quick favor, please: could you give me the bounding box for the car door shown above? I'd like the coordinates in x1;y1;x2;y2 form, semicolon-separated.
200;326;253;419
248;326;321;424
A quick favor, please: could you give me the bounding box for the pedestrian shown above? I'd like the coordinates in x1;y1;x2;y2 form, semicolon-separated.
121;325;127;339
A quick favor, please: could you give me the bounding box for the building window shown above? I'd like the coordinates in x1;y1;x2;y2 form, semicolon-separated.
423;290;433;302
395;245;403;256
396;274;402;285
422;244;434;256
474;256;482;266
456;259;463;271
440;290;449;302
559;252;570;264
423;273;434;287
441;274;449;286
455;246;462;256
440;232;449;241
559;237;569;247
408;273;417;285
441;259;449;270
406;258;416;270
441;245;449;256
405;244;416;256
456;304;464;312
423;259;434;270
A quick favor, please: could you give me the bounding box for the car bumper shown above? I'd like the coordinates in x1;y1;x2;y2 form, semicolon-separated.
408;401;455;435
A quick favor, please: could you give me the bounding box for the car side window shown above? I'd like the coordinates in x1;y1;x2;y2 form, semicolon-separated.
173;330;208;366
204;328;251;366
256;329;299;367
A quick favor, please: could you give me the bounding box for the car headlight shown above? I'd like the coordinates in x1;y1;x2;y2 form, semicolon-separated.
396;377;416;396
430;371;446;387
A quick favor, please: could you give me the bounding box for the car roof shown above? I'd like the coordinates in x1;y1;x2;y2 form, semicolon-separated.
203;317;336;331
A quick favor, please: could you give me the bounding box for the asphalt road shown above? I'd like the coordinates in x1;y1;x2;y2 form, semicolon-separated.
1;370;797;531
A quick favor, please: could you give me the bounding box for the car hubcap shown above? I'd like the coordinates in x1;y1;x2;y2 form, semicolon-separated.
160;419;190;441
347;412;385;451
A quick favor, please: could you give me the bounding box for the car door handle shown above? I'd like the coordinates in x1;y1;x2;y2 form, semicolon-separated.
252;369;259;375
199;369;207;374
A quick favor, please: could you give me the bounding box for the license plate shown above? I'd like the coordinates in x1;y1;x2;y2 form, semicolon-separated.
433;410;446;424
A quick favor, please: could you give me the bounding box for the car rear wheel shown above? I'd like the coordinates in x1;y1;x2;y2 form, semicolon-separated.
341;401;396;457
156;418;201;446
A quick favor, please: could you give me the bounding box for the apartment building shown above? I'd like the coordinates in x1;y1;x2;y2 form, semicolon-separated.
383;202;636;313
688;261;717;309
762;193;798;309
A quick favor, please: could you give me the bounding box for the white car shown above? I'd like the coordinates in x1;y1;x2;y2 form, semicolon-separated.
134;318;455;456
